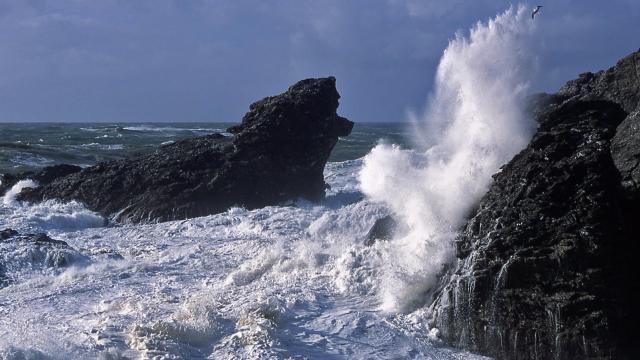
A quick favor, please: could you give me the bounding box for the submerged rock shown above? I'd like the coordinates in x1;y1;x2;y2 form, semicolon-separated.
364;215;398;246
1;228;80;288
17;77;353;223
429;50;640;359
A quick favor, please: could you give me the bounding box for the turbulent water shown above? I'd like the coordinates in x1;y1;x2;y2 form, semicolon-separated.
1;6;536;360
360;5;536;313
0;159;493;360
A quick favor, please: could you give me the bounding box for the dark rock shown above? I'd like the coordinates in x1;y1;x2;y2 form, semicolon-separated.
611;110;640;197
364;215;398;246
0;228;69;247
558;49;640;113
0;164;82;196
525;92;568;122
1;228;77;288
18;77;353;223
0;228;18;240
429;49;640;360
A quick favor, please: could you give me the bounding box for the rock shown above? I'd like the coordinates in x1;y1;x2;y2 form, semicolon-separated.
18;77;353;223
611;110;640;197
0;164;82;196
429;49;640;360
364;215;398;246
0;228;18;240
1;228;78;288
558;49;640;113
0;228;70;247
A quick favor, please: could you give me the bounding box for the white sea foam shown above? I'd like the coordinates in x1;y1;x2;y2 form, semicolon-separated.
2;180;38;206
1;198;104;232
360;5;537;312
79;143;125;150
0;160;487;359
122;125;222;133
0;7;534;358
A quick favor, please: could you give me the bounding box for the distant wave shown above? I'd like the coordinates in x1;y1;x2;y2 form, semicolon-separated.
122;125;223;132
0;142;32;150
10;153;54;167
78;143;125;150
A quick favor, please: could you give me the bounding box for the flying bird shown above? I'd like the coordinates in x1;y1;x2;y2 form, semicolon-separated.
532;5;543;19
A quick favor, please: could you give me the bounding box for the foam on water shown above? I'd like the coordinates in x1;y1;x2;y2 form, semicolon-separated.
0;6;537;358
0;161;489;359
3;180;38;206
360;5;537;312
121;125;223;133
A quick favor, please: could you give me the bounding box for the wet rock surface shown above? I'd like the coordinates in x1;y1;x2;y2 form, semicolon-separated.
364;215;398;246
0;228;78;288
15;77;353;223
430;50;640;359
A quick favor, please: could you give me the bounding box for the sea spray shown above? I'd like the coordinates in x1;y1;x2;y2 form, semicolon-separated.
360;5;538;312
2;180;38;206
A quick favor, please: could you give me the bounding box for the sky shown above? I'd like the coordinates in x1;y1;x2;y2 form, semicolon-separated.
0;0;638;123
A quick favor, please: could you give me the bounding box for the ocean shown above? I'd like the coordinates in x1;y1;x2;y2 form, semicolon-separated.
0;123;411;174
0;5;536;358
0;122;486;359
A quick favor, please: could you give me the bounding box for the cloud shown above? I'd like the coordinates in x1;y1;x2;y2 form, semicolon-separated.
0;0;638;122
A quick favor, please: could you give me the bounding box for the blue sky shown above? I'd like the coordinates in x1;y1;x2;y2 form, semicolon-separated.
0;0;638;123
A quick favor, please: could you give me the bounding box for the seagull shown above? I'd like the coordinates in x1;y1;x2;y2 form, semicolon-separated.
532;5;543;19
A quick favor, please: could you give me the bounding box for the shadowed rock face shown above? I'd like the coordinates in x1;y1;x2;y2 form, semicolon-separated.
429;50;640;359
611;110;640;197
17;77;353;223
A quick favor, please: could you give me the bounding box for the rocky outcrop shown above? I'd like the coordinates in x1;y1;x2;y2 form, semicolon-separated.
16;77;353;223
558;50;639;113
0;164;81;196
1;228;78;288
429;50;640;359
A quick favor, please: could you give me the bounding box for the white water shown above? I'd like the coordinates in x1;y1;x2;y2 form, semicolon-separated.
3;180;38;206
360;5;536;313
0;6;536;359
0;161;488;359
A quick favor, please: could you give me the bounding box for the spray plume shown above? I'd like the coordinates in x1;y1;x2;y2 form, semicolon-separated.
359;5;538;312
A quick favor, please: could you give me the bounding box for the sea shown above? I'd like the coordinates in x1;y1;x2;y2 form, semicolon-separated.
0;5;536;359
0;122;485;359
0;123;411;174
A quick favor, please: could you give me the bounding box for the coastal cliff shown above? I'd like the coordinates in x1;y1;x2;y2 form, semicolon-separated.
429;50;640;359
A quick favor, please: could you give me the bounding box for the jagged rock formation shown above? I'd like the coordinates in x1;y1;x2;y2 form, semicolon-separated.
15;77;353;223
429;50;640;359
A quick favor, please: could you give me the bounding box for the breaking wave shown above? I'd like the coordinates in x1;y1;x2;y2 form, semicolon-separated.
360;5;538;312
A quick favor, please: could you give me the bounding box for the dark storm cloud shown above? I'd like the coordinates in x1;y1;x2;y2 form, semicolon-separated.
0;0;637;122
